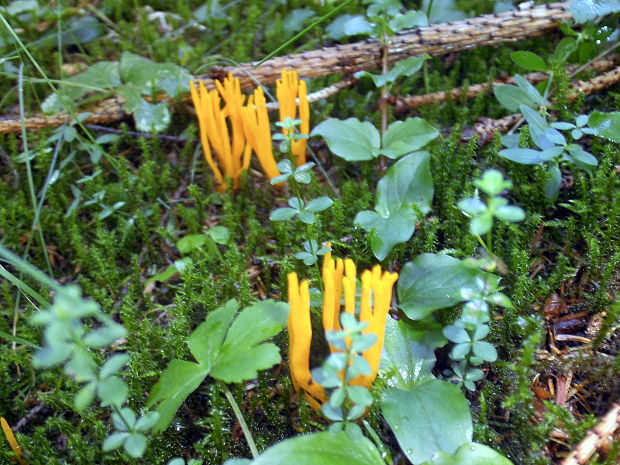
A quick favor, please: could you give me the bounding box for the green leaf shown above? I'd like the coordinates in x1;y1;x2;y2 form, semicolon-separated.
472;341;497;362
355;206;417;261
100;354;129;378
493;85;539;112
389;10;428;31
124;433;148;458
282;8;316;35
397;254;499;320
74;382;97;411
207;226;230;245
381;380;473;464
513;75;546;107
499;148;555;164
133;100;171;133
147;360;210;433
186;299;239;367
494;205;525;223
544;163;562;200
248;432;385;465
311;118;380;161
270;207;298;221
177;234;208;254
119;52;191;96
134;411;160;432
376;151;434;216
420;442;515;465
210;300;289;383
382;119;439;159
469;211;493;235
382;317;445;390
569;0;620;24
42;61;121;113
356;55;429;88
102;432;130;452
305;197;333;212
510;51;546;72
587;111;620;142
98;376;128;407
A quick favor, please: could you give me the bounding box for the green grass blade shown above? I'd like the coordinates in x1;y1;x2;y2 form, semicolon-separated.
255;0;354;67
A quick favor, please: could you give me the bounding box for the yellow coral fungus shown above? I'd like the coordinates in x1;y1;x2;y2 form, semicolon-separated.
276;69;309;166
240;87;280;181
190;76;251;190
1;417;27;465
287;247;398;409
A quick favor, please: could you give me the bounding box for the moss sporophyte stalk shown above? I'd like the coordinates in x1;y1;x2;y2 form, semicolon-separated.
287;247;398;410
190;69;310;191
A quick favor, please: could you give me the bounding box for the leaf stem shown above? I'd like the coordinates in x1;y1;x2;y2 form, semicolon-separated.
222;383;259;458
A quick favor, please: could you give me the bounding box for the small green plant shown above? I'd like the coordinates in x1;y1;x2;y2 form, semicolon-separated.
458;169;525;253
312;313;376;439
0;246;161;459
269;117;333;268
443;277;511;390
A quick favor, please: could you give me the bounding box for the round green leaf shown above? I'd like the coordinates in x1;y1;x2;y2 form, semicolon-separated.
381;380;473;464
311;118;380;161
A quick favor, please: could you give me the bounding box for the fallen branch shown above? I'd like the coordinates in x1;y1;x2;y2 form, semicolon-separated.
0;2;571;134
471;64;620;143
393;56;618;111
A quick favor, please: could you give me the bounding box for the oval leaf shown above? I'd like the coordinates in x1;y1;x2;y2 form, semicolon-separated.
381;380;473;464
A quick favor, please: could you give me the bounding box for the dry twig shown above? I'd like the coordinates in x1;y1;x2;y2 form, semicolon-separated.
560;403;620;465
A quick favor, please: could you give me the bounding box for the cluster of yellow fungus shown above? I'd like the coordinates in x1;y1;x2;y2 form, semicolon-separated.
190;69;309;191
287;247;399;410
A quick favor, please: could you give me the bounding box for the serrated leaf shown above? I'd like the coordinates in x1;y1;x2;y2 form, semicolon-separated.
147;360;210;433
186;299;238;366
311;118;380;161
210;300;289;383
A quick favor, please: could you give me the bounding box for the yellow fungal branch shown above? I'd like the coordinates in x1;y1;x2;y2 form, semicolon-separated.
190;76;250;191
287;246;398;409
1;417;27;465
287;273;327;410
276;69;309;166
240;87;280;181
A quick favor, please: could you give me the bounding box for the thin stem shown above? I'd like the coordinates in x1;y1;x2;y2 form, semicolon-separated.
379;41;389;172
222;383;259;458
